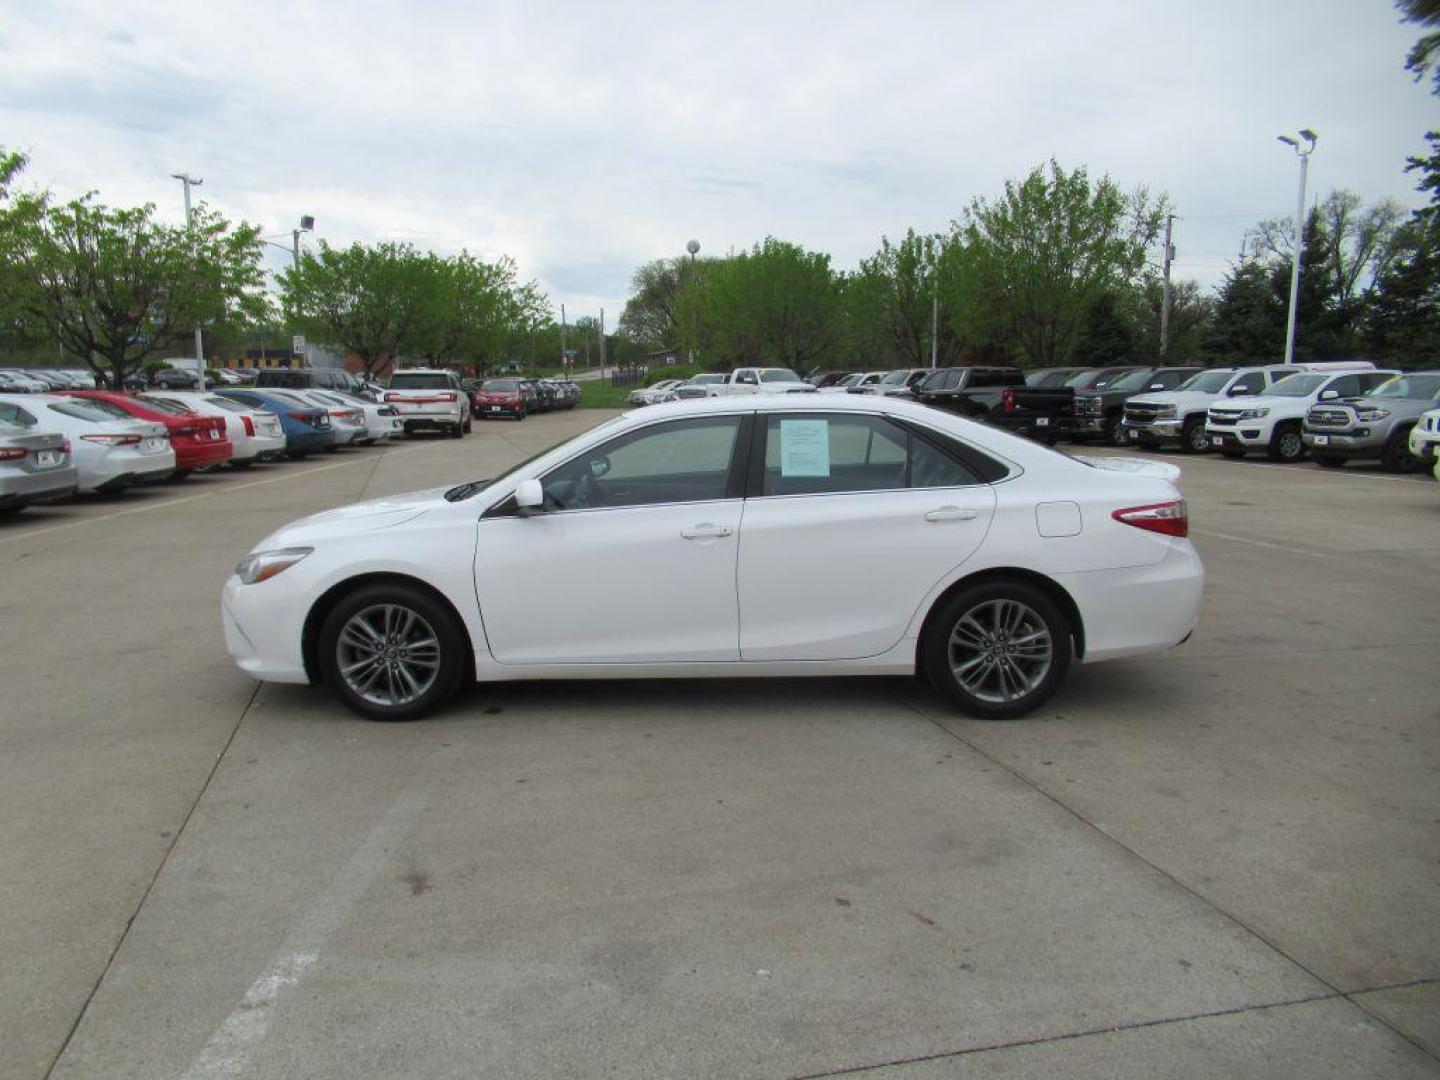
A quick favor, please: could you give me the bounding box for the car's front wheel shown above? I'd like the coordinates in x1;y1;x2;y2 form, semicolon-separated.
317;583;468;720
922;579;1071;719
1181;418;1210;454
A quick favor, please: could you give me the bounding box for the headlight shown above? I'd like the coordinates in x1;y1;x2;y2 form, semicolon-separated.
1153;405;1177;419
1355;408;1390;421
1238;407;1270;420
235;547;312;585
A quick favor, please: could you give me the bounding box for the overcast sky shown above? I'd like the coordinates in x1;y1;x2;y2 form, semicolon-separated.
2;0;1434;325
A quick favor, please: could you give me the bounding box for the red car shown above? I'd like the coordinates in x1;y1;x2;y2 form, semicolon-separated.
471;378;527;420
63;391;232;475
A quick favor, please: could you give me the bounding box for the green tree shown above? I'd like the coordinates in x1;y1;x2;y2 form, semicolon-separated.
849;229;967;368
280;241;439;378
1406;131;1440;233
1398;0;1440;93
1070;290;1138;366
1365;223;1440;360
3;183;265;388
618;257;688;348
1204;260;1285;363
950;161;1167;368
417;253;538;373
679;238;841;369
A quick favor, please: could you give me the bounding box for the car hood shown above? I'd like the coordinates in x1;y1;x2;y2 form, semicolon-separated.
1070;455;1182;482
1127;391;1218;408
1209;393;1308;412
258;486;450;546
1314;395;1435;415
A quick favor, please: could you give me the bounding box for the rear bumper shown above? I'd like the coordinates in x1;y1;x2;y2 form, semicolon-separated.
992;416;1072;439
1060;540;1205;663
174;440;234;469
284;429;335;454
0;467;80;507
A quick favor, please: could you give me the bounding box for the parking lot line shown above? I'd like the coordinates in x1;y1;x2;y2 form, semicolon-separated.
0;447;415;549
1189;527;1336;558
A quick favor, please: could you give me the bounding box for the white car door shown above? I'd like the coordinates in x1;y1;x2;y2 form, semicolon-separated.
737;412;997;661
475;414;748;664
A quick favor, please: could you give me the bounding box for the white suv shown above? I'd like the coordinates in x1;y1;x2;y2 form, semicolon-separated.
1205;365;1394;462
1122;366;1295;453
383;369;471;438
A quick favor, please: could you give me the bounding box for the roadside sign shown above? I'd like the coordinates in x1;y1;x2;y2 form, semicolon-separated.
292;335;306;356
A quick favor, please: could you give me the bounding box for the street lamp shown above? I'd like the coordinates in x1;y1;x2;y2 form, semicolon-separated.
292;215;315;271
684;240;700;366
1276;129;1318;365
170;172;204;374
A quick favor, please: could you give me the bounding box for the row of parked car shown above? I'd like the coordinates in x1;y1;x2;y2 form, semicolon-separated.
625;361;1440;477
0;384;413;514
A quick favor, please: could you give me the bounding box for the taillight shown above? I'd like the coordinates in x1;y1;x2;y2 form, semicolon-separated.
0;447;24;462
440;391;456;402
1113;500;1188;538
82;434;142;446
287;412;307;421
241;414;255;436
384;392;398;403
175;424;198;438
1002;389;1016;413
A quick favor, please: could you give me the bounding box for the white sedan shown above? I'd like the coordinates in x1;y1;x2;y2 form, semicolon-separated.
0;393;174;492
140;391;286;465
308;389;404;444
223;395;1203;721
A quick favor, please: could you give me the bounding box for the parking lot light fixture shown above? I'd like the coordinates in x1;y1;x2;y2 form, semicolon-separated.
1277;130;1318;365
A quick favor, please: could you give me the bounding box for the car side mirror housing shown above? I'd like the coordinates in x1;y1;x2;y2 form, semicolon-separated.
1228;386;1253;397
1319;389;1338;400
515;479;544;515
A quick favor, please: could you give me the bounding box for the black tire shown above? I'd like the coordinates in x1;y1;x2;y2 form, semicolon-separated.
317;582;468;721
1181;418;1210;454
1313;454;1345;469
1381;429;1419;473
451;421;464;439
922;578;1072;720
517;409;526;421
1105;416;1128;447
463;414;473;434
1268;422;1306;463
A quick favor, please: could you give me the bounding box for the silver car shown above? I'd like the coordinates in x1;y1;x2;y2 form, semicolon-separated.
0;417;79;512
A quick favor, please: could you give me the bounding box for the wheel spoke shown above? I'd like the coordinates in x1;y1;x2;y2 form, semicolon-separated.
945;597;1055;706
337;603;444;707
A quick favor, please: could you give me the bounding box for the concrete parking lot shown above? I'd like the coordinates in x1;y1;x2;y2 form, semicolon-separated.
1;412;1437;1079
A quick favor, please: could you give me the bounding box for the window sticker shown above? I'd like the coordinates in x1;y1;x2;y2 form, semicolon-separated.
779;419;830;477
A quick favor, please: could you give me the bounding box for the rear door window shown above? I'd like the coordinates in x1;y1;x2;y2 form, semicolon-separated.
760;414;981;496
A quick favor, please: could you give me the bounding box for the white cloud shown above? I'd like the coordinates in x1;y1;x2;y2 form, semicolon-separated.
0;0;1432;323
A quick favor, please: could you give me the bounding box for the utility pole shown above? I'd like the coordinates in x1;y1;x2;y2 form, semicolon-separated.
599;308;606;379
930;277;939;369
560;303;567;374
170;173;204;377
1159;213;1176;361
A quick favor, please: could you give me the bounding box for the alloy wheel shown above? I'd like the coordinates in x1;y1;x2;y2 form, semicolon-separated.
335;603;442;706
947;599;1054;704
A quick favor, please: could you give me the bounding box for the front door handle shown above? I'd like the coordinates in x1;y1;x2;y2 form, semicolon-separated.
680;523;734;540
924;506;979;523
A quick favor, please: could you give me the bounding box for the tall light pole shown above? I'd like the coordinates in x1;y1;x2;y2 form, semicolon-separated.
292;214;314;271
1276;129;1318;365
170;172;204;374
685;240;700;366
1159;213;1176;360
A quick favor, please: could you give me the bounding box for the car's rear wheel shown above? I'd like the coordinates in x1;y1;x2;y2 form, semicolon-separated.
318;583;467;721
1181;418;1209;454
1268;423;1305;463
922;580;1071;719
463;415;473;434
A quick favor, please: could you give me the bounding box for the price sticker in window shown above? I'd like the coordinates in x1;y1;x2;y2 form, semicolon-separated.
779;419;830;477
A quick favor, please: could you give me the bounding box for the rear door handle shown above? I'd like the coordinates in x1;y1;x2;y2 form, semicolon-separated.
924;506;979;523
680;523;734;540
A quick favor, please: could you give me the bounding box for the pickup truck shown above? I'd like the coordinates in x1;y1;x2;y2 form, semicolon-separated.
1207;365;1394;462
1302;370;1440;471
706;368;817;397
911;366;1025;418
1072;366;1203;446
987;366;1142;444
1122;365;1295;453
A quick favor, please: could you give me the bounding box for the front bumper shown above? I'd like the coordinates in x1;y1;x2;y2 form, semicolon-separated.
1122;419;1184;443
1302;429;1385;459
1205;426;1266;452
1408;428;1439;462
222;575;310;683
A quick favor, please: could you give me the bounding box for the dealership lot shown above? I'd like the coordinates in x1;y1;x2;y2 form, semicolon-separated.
1;413;1437;1079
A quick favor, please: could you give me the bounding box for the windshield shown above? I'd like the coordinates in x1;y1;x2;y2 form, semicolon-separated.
204;395;252;414
388;373;450;389
1176;370;1232;393
693;373;726;384
879;370;912;385
1108;369;1156;391
1064;370;1101;388
1267;373;1327;396
760;369;802;383
137;395;197;416
48;400;122;423
483;379;519;391
1371;374;1440;399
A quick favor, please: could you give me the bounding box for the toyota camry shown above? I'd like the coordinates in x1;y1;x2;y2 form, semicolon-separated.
222;394;1203;721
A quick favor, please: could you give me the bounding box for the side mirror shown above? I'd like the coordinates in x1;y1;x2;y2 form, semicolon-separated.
1319;389;1338;400
1149;383;1165;390
1228;386;1253;397
515;479;544;515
